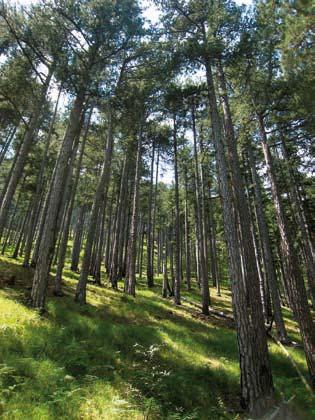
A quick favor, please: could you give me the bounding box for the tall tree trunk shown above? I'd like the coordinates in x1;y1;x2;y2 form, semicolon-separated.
122;199;131;279
54;109;92;295
31;91;85;310
191;102;209;313
52;119;84;270
258;113;315;388
169;226;175;296
184;175;191;290
152;147;160;274
0;130;25;208
12;201;31;259
173;116;181;305
136;216;142;274
204;55;274;414
0;126;17;166
207;186;220;295
280;136;315;308
23;85;62;267
199;136;217;305
104;193;115;273
30;170;55;268
252;220;272;321
125;125;143;296
139;224;145;280
93;201;106;284
1;192;21;254
247;145;289;343
0;69;52;241
70;205;86;271
162;229;172;297
146;140;155;287
109;153;129;288
75;108;114;304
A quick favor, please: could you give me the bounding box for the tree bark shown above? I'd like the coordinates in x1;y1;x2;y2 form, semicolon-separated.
75;108;114;304
12;201;31;259
162;229;172;297
280;136;315;308
152;147;160;274
247;145;289;343
139;224;145;280
109;153;129;288
125;125;143;296
54;109;92;295
207;185;220;295
191;102;209;313
0;69;52;241
93;200;106;284
31;91;85;310
204;55;274;415
184;174;191;290
258;114;315;388
146;140;155;287
23;85;62;267
0;126;17;166
172;116;182;305
70;205;86;272
1;175;25;254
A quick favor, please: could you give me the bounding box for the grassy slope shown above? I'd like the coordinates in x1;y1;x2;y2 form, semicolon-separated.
0;255;314;419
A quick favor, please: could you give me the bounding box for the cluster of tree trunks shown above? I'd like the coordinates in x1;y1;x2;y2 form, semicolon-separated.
1;0;314;416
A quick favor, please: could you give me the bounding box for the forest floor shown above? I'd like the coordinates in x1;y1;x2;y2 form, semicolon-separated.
0;255;314;420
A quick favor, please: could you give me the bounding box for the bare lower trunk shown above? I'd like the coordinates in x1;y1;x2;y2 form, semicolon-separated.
259;114;315;388
104;194;115;273
125;126;143;296
12;201;31;259
191;103;209;313
30;171;55;268
146;141;155;287
207;186;220;295
184;175;191;290
280;136;315;308
1;177;25;254
75;109;114;304
248;145;289;343
109;154;129;288
0;70;52;241
205;56;274;415
23;86;62;268
0;131;25;209
93;203;106;284
139;225;145;280
162;230;171;297
70;205;86;271
31;92;85;310
152;147;160;275
54;110;91;294
173;117;181;305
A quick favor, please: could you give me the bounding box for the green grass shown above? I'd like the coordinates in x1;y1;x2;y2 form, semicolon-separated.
0;255;314;419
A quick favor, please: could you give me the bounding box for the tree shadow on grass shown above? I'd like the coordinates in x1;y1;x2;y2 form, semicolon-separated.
1;260;313;419
0;271;242;419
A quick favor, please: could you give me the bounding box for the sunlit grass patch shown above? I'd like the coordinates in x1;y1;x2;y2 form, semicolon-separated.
0;255;314;419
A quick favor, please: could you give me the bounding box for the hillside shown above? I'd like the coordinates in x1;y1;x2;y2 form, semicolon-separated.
0;256;314;419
